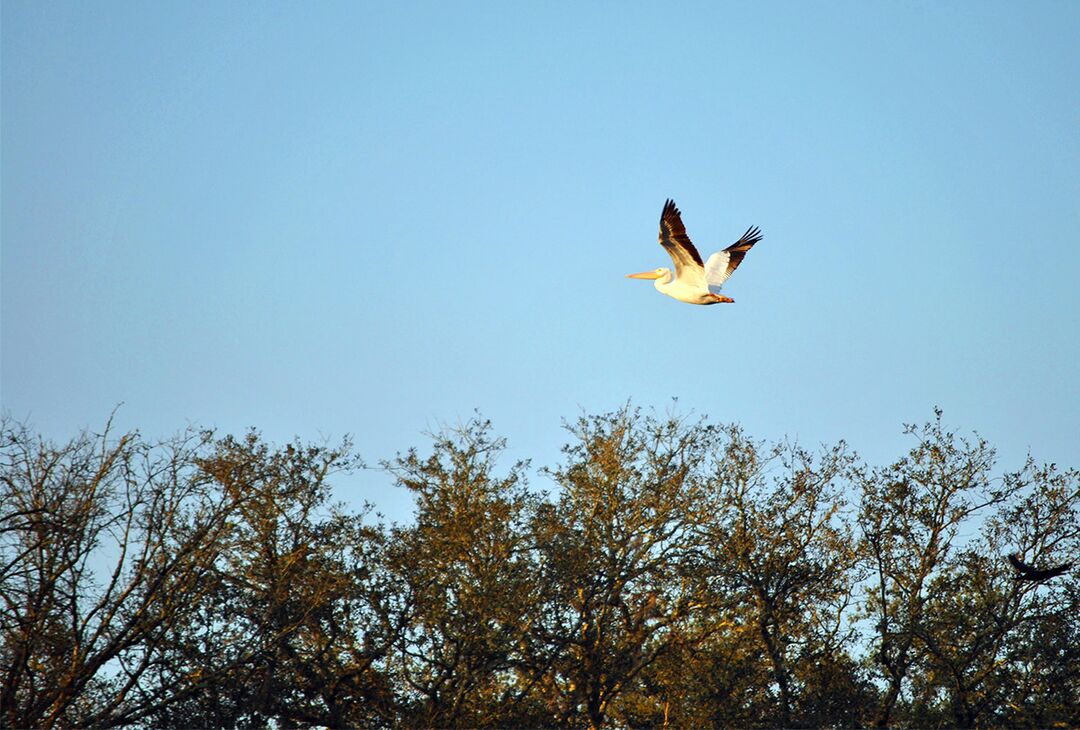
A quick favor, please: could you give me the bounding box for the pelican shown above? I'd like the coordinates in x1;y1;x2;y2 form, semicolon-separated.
627;199;762;305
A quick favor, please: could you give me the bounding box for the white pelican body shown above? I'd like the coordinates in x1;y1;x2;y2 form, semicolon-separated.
628;199;762;305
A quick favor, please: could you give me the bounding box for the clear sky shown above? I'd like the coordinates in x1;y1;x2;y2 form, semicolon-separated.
4;2;1078;520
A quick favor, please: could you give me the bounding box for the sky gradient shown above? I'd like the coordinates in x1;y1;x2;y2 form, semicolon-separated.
4;2;1079;520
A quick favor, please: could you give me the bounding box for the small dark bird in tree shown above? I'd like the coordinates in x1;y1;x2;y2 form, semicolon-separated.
1007;552;1073;582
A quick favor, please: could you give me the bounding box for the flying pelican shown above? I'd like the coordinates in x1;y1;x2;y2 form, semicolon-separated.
627;199;762;305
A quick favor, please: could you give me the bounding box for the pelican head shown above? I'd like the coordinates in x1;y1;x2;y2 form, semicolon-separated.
626;267;671;282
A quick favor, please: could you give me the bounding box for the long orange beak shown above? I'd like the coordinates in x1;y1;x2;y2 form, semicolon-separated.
626;271;662;280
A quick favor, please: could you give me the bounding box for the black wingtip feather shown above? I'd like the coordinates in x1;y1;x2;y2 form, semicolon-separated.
725;225;763;252
741;226;764;246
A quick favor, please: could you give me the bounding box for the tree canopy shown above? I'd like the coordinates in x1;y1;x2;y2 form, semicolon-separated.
2;408;1077;728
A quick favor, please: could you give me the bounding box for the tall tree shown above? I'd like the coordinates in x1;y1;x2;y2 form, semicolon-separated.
0;417;238;729
526;407;718;729
144;431;399;729
694;427;867;727
382;418;543;728
857;410;1017;727
906;458;1080;728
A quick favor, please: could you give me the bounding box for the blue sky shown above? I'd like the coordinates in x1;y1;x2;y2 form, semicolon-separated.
4;2;1078;520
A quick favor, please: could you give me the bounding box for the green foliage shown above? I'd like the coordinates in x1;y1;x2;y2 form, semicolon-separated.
1;408;1077;728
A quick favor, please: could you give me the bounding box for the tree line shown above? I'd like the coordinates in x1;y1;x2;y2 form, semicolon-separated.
1;407;1077;729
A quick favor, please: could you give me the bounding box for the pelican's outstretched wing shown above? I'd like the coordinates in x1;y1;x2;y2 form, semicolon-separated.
705;226;762;291
659;199;705;285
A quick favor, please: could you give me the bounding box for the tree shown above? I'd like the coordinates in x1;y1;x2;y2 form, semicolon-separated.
907;458;1080;728
856;411;1004;727
382;418;543;728
525;407;719;729
693;426;868;728
143;431;400;729
856;410;1080;728
0;416;238;728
